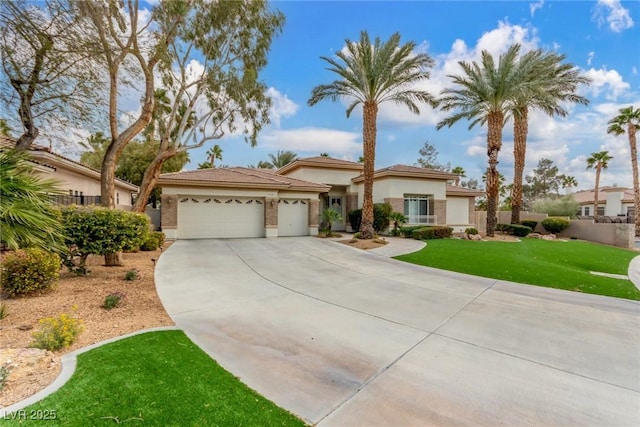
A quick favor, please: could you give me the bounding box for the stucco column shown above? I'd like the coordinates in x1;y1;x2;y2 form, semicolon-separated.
308;199;319;236
468;198;475;226
161;194;177;239
265;198;278;238
345;193;359;231
434;199;447;225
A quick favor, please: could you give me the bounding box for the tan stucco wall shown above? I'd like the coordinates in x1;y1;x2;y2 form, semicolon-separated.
559;220;634;249
446;197;471;225
284;168;358;187
355;178;447;207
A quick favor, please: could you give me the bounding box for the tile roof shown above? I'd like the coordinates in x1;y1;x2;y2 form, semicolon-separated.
158;167;331;192
446;185;484;197
352;164;457;183
571;187;634;204
276;156;363;175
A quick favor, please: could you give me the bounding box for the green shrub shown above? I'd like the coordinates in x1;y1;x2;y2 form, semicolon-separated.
496;223;510;232
347;203;392;233
532;196;579;217
507;224;532;237
541;217;570;234
399;225;426;238
412;226;453;240
103;292;125;310
520;220;538;230
124;270;139;281
0;248;61;298
0;365;10;392
31;311;83;351
0;302;7;320
465;227;478;235
140;231;165;251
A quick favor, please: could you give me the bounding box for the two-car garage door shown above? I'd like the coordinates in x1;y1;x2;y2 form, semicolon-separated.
177;196;310;239
178;197;265;239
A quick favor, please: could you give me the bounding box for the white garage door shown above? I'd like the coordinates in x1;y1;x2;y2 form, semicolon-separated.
178;197;265;239
278;199;309;237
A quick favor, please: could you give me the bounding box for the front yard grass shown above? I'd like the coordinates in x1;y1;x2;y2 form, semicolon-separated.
2;330;305;426
395;239;640;300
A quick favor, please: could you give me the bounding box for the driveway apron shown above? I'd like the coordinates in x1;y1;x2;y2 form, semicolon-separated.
155;237;640;426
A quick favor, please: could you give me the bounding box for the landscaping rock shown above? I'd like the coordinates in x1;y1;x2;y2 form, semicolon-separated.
469;234;482;241
542;234;556;240
528;233;542;239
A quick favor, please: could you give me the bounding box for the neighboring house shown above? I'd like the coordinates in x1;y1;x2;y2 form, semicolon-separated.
1;135;138;209
158;156;483;239
572;187;634;217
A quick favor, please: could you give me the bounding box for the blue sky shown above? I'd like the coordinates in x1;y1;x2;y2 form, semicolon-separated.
181;0;638;191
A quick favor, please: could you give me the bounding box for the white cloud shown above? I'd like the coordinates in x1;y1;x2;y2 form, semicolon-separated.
582;67;631;100
266;87;299;128
261;127;361;156
530;0;544;17
587;51;595;66
593;0;634;32
633;66;638;76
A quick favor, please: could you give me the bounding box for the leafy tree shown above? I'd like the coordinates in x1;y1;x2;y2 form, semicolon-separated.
607;105;639;235
509;49;590;223
80;133;188;208
1;0;102;150
132;0;284;212
415;141;451;171
198;145;223;169
265;150;298;169
438;44;522;236
532;196;579;217
357;156;364;163
523;158;563;201
0;119;12;136
586;151;613;216
61;206;149;270
320;152;329;157
309;31;436;239
0;149;65;251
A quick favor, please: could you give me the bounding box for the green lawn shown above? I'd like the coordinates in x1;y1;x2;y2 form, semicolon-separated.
2;330;305;426
395;239;640;300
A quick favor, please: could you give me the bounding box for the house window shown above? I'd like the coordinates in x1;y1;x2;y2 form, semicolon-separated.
404;194;435;224
596;206;605;216
116;192;120;205
583;206;590;216
627;207;635;217
69;189;73;196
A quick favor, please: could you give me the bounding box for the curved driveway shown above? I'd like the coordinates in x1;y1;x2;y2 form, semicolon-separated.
156;237;639;426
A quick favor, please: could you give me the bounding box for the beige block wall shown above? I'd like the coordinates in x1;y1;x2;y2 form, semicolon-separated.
434;200;446;225
308;199;319;227
559;220;634;249
265;198;278;228
384;197;404;214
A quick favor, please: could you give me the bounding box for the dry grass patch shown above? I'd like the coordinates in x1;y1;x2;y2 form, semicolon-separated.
339;238;388;250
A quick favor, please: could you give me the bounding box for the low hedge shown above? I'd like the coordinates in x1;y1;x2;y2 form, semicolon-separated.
507;224;532;237
412;226;453;240
520;220;538;230
141;231;165;251
541;217;570;234
399;225;426;238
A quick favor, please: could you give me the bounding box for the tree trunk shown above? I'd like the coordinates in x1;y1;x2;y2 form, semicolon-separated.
511;108;527;224
104;252;123;267
485;111;503;237
360;102;378;240
593;167;601;217
629;123;639;236
133;148;177;212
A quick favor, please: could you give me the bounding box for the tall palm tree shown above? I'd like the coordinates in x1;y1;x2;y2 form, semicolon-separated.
198;144;223;169
267;150;298;168
0;149;65;251
607;105;640;234
309;31;436;239
438;44;522;236
586;151;613;216
451;166;466;186
561;175;578;192
509;50;590;224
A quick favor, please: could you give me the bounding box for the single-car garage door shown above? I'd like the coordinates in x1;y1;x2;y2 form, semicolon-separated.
178;197;265;239
278;199;308;237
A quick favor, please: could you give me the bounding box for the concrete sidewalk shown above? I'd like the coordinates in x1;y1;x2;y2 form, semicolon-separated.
628;255;640;291
156;238;640;426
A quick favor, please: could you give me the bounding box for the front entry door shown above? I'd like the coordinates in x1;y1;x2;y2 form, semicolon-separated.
328;196;345;231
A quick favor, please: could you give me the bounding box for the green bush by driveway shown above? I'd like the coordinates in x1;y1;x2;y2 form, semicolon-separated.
395;239;640;300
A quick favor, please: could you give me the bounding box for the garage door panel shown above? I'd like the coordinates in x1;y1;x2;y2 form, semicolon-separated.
278;199;309;237
178;197;264;239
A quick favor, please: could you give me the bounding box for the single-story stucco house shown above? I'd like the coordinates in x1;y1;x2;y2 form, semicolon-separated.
1;135;138;209
157;156;483;239
573;186;634;217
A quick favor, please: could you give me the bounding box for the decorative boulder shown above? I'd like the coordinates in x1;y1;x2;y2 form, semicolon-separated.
528;233;542;239
542;234;556;240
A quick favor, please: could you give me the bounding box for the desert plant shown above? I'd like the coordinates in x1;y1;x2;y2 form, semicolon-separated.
0;364;10;392
31;311;83;351
322;208;343;236
1;248;61;297
140;231;165;251
412;226;453;240
0;303;8;320
103;292;125;310
389;212;407;236
541;217;570;234
465;227;478;235
124;270;139;281
531;196;579;217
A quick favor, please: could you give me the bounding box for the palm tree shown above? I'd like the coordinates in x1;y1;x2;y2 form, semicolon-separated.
586;151;613;216
451;166;466;186
309;31;436;239
607;105;640;234
198;144;223;169
438;44;522;236
322;208;343;237
509;50;590;224
0;149;65;251
389;211;407;236
561;175;578;193
267;150;298;169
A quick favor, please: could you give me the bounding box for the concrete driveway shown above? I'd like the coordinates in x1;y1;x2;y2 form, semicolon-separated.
155;238;639;426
